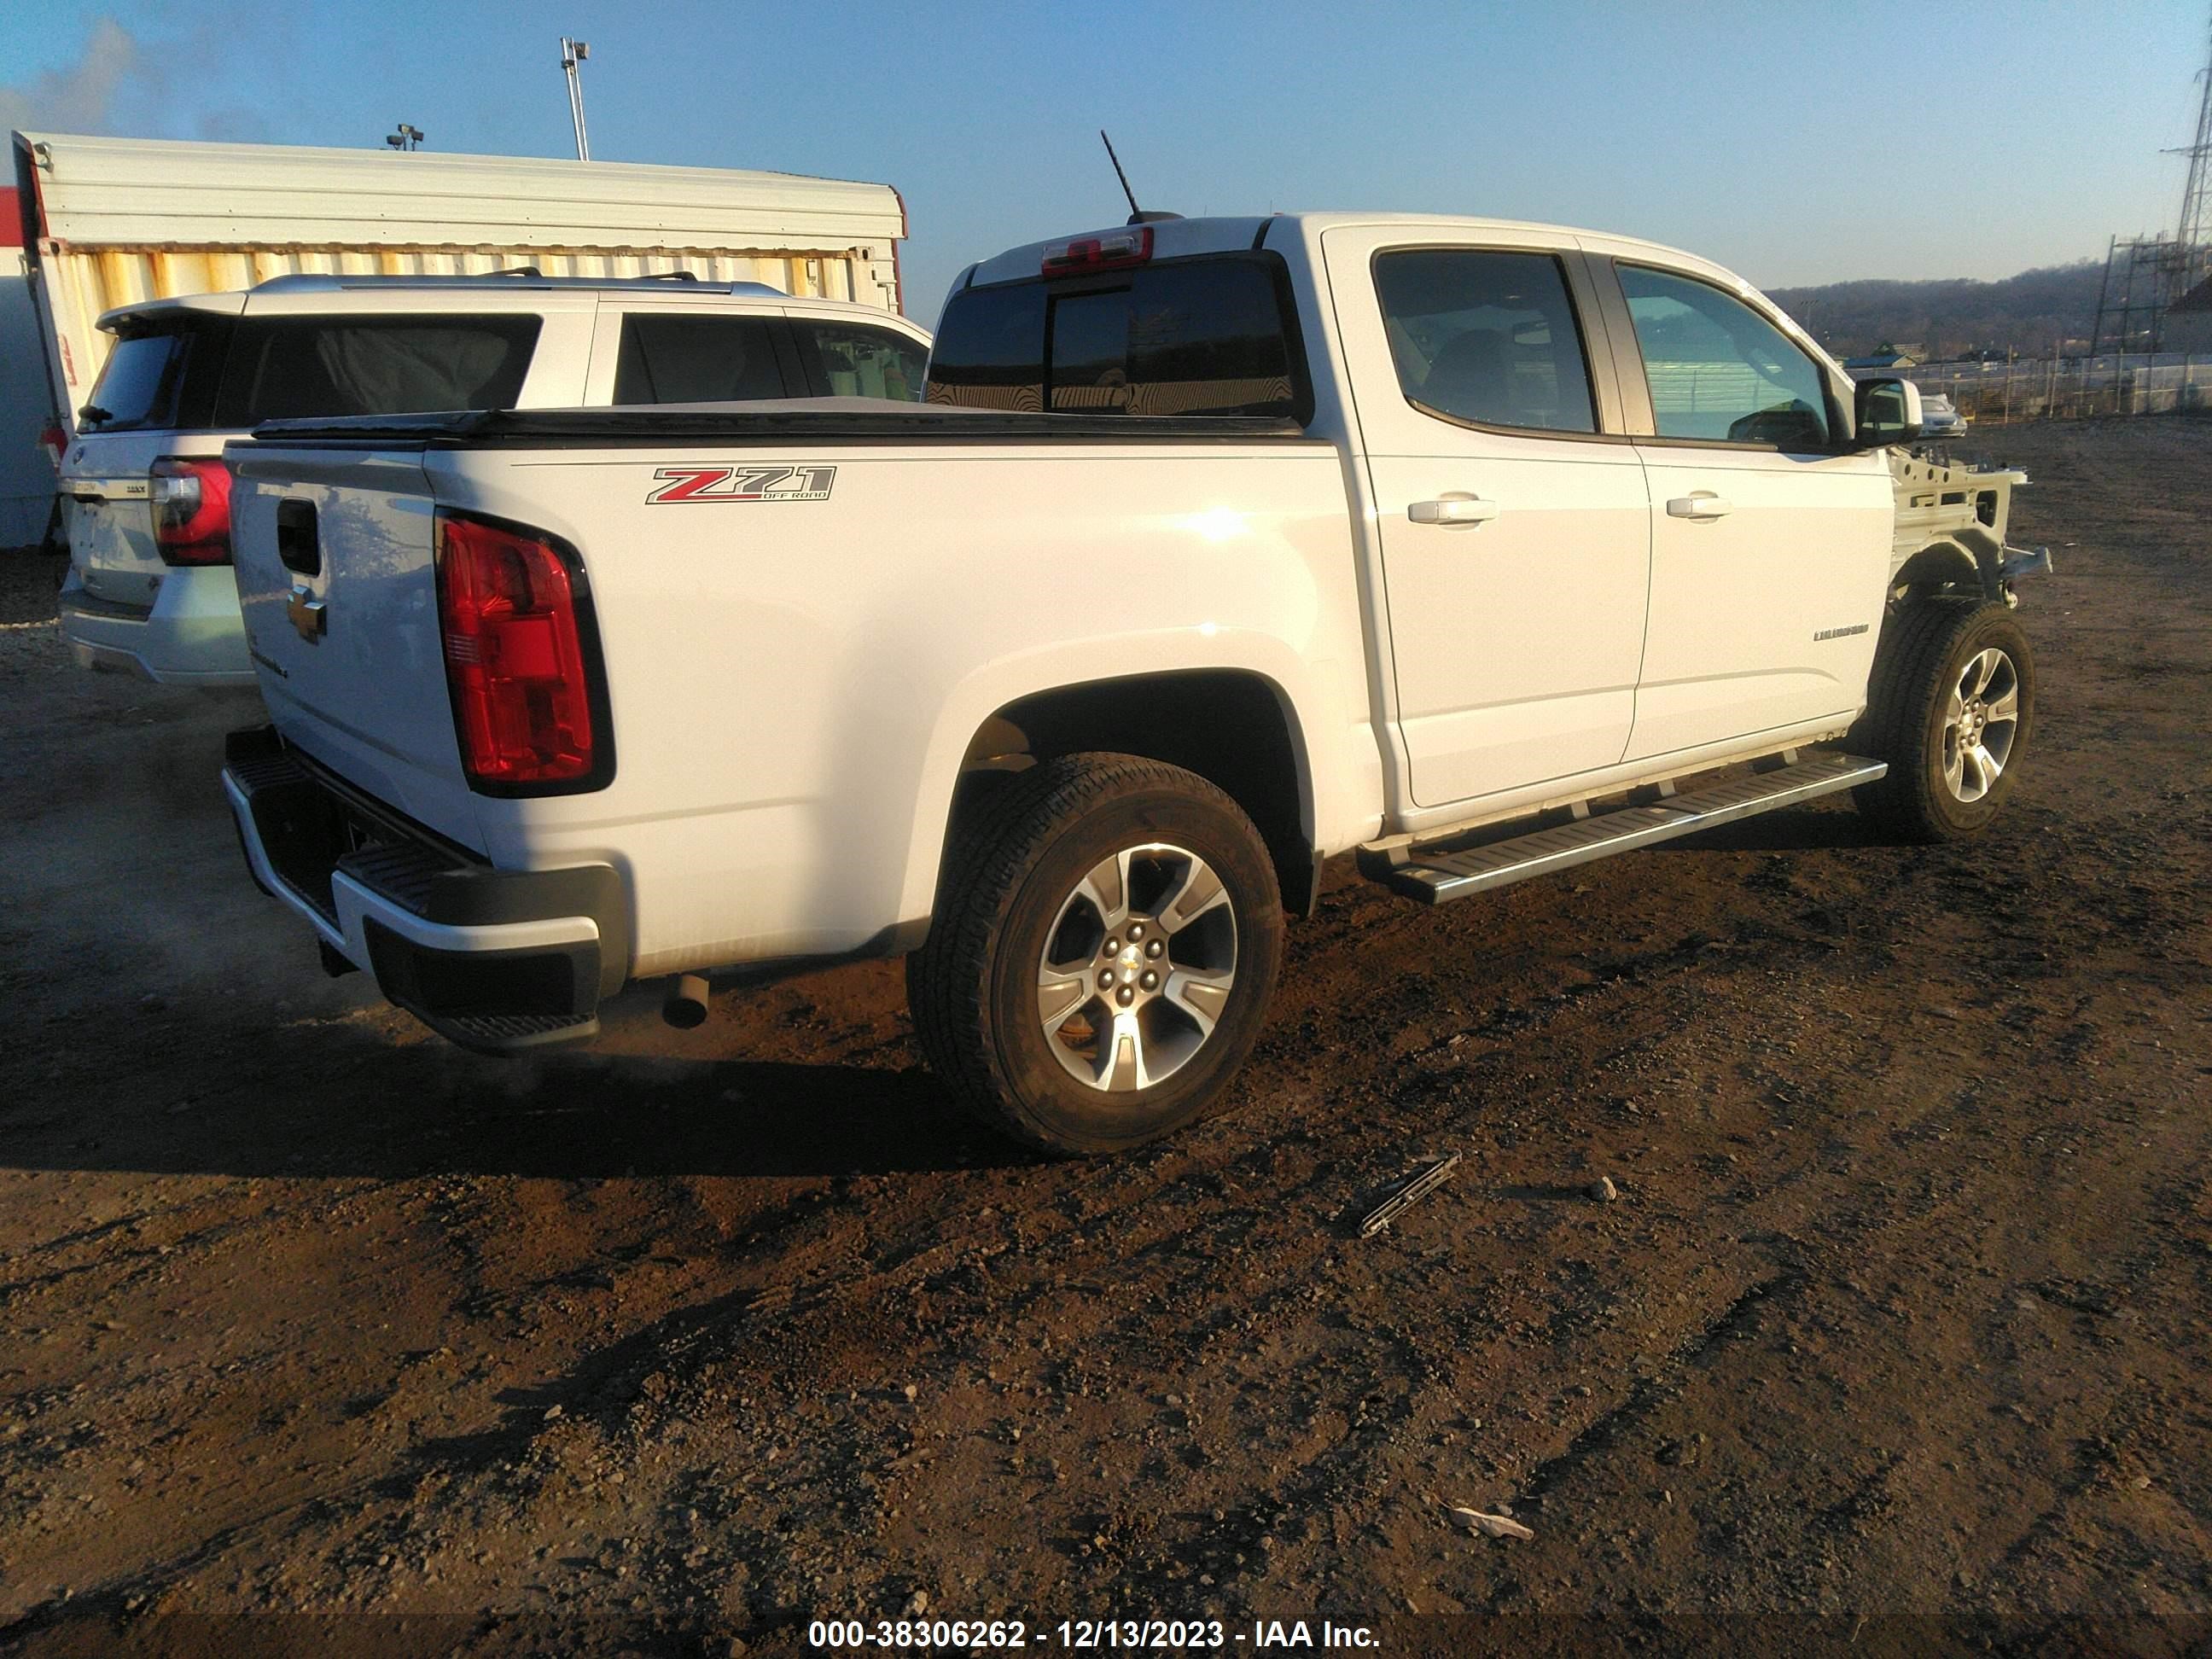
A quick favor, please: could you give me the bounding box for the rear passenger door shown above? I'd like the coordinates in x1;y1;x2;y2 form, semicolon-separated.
587;306;798;405
1587;253;1893;763
1323;226;1651;811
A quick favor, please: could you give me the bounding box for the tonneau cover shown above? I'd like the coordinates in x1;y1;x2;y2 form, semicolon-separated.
245;399;1310;447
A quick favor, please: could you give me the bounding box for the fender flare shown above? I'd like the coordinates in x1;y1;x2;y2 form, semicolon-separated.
1895;529;2003;602
894;639;1336;925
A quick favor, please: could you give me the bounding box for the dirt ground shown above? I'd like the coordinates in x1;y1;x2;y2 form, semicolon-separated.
2;419;2209;1657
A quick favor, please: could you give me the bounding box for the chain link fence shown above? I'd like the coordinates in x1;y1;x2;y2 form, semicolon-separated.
1900;353;2212;424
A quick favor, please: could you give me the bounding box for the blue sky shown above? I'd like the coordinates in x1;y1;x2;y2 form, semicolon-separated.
4;1;2203;324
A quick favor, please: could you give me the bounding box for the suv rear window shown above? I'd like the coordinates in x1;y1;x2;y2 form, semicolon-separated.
928;254;1307;420
213;315;541;425
81;319;227;432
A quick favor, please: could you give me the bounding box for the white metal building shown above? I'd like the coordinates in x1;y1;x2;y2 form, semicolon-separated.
3;131;909;545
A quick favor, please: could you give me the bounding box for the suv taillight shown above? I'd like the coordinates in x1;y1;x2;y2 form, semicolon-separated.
434;509;608;792
150;457;233;565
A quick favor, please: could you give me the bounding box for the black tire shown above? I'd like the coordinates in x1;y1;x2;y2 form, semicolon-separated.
1851;598;2035;842
907;754;1284;1156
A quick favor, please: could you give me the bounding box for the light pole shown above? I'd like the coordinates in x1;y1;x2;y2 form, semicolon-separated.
384;124;423;152
560;38;591;161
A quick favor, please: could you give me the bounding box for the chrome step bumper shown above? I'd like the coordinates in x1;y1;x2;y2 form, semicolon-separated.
1375;752;1887;905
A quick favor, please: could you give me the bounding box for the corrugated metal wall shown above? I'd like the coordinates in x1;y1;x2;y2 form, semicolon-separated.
6;134;911;539
1;263;55;545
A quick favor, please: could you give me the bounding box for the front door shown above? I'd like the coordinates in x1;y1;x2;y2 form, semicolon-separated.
1324;229;1652;811
1599;259;1894;762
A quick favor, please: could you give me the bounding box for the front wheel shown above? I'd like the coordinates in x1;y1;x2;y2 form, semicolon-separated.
907;754;1284;1155
1852;599;2036;842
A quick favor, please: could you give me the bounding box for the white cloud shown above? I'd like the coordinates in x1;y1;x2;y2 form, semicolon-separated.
0;18;154;136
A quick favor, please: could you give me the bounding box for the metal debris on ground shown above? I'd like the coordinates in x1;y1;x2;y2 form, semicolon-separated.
1359;1152;1462;1237
1447;1504;1535;1540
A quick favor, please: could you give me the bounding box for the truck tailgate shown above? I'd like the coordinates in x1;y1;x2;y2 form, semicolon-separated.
229;445;487;853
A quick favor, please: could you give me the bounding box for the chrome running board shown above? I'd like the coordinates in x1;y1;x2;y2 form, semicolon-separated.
1373;752;1887;905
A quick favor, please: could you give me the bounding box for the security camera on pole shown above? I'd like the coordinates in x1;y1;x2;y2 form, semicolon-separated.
560;38;591;161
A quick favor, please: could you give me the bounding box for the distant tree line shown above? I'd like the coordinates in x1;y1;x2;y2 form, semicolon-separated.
1763;257;2209;360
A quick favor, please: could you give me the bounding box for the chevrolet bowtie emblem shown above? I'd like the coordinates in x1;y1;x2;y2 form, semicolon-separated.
287;584;327;643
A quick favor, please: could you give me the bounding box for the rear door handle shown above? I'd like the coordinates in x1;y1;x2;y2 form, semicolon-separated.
1408;496;1500;527
1666;493;1734;520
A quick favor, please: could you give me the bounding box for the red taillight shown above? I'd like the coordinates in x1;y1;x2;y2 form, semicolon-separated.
38;422;67;475
434;509;604;791
151;457;233;566
1041;226;1153;276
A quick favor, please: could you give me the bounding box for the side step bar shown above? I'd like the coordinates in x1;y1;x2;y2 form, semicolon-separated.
1374;752;1887;905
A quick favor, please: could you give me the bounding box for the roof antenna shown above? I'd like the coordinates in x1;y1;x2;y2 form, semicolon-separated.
1100;131;1180;225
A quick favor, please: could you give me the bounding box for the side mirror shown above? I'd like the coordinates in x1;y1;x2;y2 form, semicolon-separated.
1853;376;1923;449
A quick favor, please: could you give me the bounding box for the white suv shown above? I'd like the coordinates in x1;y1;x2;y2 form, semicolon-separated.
57;273;931;685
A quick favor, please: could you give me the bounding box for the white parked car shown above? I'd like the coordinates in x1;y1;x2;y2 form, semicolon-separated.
57;274;930;684
217;212;2047;1154
1917;391;1970;438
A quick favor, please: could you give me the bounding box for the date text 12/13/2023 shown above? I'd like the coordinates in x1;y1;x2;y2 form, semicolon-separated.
806;1617;1382;1649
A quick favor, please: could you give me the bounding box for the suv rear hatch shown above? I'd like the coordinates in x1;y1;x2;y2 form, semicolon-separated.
62;309;236;613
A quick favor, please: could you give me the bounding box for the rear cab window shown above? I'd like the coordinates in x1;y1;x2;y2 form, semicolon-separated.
928;253;1308;421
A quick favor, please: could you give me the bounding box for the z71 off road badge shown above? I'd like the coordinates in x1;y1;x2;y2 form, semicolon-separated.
646;465;835;504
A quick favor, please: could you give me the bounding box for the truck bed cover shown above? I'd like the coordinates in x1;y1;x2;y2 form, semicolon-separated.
244;399;1312;448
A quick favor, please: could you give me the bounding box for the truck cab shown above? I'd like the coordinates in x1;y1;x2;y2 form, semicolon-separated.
930;215;1907;824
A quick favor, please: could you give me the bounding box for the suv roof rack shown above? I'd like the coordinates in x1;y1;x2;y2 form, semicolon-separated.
248;272;782;297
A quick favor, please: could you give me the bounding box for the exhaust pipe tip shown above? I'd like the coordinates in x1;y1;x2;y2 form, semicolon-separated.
662;973;711;1029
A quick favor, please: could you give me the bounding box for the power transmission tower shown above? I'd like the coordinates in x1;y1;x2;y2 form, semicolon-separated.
2174;5;2212;288
2091;7;2212;354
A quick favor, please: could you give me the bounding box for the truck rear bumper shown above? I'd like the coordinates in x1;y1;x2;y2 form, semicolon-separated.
221;727;630;1054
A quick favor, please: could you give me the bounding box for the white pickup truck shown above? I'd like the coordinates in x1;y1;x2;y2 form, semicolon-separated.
218;212;2046;1155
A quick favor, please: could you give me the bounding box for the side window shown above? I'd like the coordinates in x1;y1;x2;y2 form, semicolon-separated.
84;325;205;430
797;322;927;401
925;282;1046;411
1371;249;1597;434
214;316;540;424
614;314;785;404
1617;265;1832;448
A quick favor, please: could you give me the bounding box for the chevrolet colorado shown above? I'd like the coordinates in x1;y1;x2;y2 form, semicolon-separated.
218;212;2046;1154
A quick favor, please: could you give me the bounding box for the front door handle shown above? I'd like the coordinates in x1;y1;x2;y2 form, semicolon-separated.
1408;496;1500;527
1666;493;1734;520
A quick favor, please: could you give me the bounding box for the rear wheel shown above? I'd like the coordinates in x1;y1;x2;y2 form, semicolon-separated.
907;754;1284;1155
1853;599;2035;842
